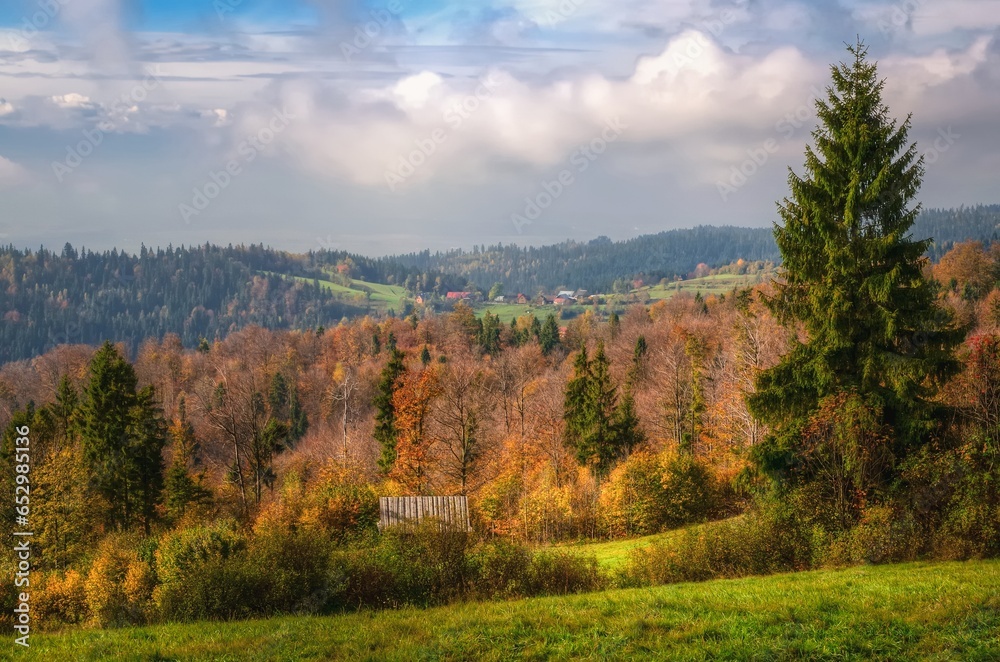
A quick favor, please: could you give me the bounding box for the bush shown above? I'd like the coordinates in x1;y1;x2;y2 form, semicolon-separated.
659;452;717;527
332;524;473;609
35;570;88;626
599;451;718;538
933;441;1000;560
249;527;334;615
260;464;379;542
619;498;817;587
0;555;16;630
471;539;534;598
301;470;379;540
154;521;253;621
599;452;670;537
824;505;921;566
84;536;154;627
526;551;603;595
471;541;603;599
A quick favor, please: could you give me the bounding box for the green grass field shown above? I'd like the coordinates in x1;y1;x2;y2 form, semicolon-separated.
641;273;768;300
267;272;411;313
30;560;1000;660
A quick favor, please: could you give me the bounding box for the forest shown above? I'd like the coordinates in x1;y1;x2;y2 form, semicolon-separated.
0;230;996;626
3;203;997;365
2;44;999;635
388;205;1000;293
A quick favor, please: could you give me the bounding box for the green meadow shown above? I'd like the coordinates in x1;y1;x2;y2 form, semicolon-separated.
29;560;1000;661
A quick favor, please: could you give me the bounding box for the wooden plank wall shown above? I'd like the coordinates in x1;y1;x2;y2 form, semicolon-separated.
378;496;471;531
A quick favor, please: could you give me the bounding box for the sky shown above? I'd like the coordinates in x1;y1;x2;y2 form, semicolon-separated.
0;0;998;255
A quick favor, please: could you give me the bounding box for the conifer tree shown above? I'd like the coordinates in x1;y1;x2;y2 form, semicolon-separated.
79;341;166;533
539;314;561;355
563;341;640;477
375;343;407;473
164;396;211;523
748;42;962;483
479;310;502;355
563;345;592;454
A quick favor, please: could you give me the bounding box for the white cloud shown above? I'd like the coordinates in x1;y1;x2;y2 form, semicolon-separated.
392;72;444;110
51;93;96;109
241;30;821;188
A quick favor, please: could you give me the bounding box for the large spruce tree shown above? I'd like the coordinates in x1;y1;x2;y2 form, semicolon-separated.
748;42;961;484
80;341;166;533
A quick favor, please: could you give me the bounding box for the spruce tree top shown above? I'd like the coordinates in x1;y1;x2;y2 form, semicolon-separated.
750;40;961;465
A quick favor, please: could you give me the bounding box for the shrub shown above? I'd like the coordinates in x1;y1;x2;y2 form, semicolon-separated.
260;464;379;542
471;539;534;599
249;527;334;615
824;504;921;566
619;497;817;587
599;452;669;537
301;471;379;540
333;525;474;609
0;555;16;630
933;441;1000;560
659;452;717;527
153;521;253;621
34;570;88;626
84;536;154;627
526;551;603;595
600;451;718;538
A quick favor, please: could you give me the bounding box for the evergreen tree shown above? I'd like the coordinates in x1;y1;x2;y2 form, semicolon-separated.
163;396;211;524
539;314;561;355
584;342;622;475
288;384;308;443
79;342;166;533
374;345;407;473
563;346;592;453
748;42;962;484
628;335;648;386
613;389;644;456
563;342;638;477
268;373;289;419
479;311;502;355
608;311;620;339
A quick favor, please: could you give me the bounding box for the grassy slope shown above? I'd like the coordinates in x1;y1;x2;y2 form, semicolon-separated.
549;532;678;568
270;272;410;312
641;273;765;300
31;560;1000;661
549;520;736;568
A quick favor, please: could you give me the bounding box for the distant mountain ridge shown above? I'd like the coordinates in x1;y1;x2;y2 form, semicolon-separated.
0;204;996;364
385;204;1000;293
